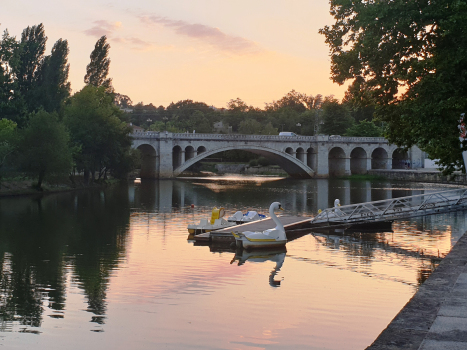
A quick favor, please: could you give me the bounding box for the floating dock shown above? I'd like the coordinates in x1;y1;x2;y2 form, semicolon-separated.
192;189;467;244
192;215;311;243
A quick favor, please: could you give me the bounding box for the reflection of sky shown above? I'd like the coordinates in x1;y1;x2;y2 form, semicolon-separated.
2;178;467;349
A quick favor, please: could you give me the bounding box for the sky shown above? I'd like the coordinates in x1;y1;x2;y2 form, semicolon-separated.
2;0;348;108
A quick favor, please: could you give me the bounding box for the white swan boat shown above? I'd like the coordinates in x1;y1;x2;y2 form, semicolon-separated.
232;202;286;250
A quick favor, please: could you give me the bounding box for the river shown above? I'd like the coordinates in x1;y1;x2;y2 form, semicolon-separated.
0;176;466;349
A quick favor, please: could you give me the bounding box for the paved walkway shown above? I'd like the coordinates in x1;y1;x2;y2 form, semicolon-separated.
367;232;467;349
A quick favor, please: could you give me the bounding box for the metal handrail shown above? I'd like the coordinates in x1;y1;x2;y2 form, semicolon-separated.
311;188;467;225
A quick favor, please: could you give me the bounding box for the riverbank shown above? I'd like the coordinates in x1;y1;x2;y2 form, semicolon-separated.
367;230;467;349
0;177;118;197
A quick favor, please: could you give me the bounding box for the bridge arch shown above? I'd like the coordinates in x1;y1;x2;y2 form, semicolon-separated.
136;144;158;178
174;145;314;178
329;147;346;177
350;147;367;175
371;147;389;169
392;148;409;169
285;147;294;156
185;146;195;161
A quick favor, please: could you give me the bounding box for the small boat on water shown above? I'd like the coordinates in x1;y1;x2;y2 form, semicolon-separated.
227;210;267;224
232;202;286;250
187;207;236;235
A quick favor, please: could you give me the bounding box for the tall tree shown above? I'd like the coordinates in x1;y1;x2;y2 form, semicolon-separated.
320;0;467;173
17;110;72;189
84;36;112;91
37;39;71;113
16;24;47;115
0;30;19;118
64;85;132;182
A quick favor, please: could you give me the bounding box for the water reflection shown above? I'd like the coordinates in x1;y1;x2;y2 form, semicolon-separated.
1;177;466;349
0;187;130;332
131;176;463;216
230;248;286;287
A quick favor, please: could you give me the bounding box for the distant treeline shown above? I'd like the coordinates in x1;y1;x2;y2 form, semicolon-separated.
118;90;383;138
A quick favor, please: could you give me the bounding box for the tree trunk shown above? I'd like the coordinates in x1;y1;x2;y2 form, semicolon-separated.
37;170;45;190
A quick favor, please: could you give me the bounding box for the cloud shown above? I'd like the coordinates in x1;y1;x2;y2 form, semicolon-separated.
139;15;265;55
84;20;122;37
112;36;171;52
84;20;165;51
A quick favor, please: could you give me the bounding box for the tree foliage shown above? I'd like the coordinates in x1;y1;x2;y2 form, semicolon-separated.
320;97;353;135
17;110;72;189
320;0;467;173
345;120;382;137
37;39;71;112
64;85;132;181
84;36;112;91
0;118;17;173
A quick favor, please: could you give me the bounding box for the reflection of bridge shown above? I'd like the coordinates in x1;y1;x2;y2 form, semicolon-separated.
131;132;424;179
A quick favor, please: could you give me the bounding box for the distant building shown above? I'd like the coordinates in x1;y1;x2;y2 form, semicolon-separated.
213;121;229;133
128;123;144;133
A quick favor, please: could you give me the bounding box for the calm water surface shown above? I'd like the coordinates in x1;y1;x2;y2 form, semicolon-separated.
1;176;466;349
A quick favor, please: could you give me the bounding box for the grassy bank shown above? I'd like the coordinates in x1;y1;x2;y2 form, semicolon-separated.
0;175;120;197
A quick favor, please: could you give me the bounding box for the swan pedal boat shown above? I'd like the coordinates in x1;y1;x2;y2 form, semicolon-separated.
187;207;236;234
232;202;286;250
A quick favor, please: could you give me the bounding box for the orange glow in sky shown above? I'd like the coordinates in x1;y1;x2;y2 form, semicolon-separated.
3;0;348;108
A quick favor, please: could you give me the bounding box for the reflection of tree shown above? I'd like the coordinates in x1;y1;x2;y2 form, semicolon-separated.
66;187;130;323
0;185;130;329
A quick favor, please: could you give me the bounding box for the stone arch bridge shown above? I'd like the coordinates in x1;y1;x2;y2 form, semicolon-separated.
131;132;424;179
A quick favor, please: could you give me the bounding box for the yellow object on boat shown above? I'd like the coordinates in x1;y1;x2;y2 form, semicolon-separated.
210;207;225;225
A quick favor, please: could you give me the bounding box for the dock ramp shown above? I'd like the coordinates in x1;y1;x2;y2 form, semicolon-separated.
311;188;467;228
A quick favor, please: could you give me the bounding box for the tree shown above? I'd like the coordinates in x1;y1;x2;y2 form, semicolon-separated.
320;0;467;173
7;24;48;125
190;110;212;133
0;30;19;118
345;121;382;137
64;85;133;182
84;36;112;91
319;97;353;135
114;93;133;109
37;39;71;113
239;118;262;134
0;118;18;177
17;110;72;189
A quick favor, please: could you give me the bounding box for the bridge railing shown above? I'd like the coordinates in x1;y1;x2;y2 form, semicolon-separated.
131;131;387;143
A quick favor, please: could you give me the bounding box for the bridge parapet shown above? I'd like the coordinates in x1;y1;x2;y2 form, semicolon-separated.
131;131;386;143
132;131;319;142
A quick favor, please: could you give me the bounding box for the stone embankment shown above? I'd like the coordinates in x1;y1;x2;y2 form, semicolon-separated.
367;231;467;349
369;169;467;185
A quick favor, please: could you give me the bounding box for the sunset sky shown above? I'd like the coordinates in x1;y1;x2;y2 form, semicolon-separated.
3;0;348;108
